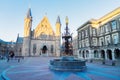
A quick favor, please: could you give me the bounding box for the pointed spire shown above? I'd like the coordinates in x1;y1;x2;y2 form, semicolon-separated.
27;8;32;18
16;33;19;42
56;16;61;24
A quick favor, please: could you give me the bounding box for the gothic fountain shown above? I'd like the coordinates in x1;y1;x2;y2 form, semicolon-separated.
49;17;86;71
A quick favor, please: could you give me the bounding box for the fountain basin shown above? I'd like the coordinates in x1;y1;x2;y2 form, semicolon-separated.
49;56;86;71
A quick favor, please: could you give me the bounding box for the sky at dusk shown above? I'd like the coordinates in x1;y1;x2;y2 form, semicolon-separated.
0;0;120;41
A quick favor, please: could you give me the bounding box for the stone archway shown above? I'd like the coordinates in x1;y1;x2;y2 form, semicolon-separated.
9;51;15;58
42;45;48;54
82;50;85;58
106;49;112;60
86;50;89;58
101;50;105;59
114;48;120;59
94;50;99;58
79;50;81;57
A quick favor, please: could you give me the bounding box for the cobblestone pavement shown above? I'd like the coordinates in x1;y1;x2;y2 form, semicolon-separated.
1;57;120;80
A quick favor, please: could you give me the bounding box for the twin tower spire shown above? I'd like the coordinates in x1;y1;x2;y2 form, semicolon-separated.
24;8;62;37
26;8;69;25
25;8;69;38
26;8;61;24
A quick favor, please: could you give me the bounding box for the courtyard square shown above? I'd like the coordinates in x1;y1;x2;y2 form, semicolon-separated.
1;57;120;80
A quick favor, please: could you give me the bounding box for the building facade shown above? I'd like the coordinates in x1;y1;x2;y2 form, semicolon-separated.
22;8;61;56
15;34;23;56
77;7;120;61
72;36;78;56
0;39;15;58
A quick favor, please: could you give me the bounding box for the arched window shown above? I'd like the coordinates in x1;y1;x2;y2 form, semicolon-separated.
101;50;105;59
39;32;47;39
106;49;112;60
114;49;120;59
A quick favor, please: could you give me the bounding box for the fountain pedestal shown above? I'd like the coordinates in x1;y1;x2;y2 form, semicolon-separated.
49;56;86;71
49;17;86;71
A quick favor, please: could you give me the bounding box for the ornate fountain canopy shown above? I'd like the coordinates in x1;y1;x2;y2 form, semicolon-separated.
49;17;87;71
62;16;73;56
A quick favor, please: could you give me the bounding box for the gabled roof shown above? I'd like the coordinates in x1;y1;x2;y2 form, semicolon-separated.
34;16;55;38
16;37;23;44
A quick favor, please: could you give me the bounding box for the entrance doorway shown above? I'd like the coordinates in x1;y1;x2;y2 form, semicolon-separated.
82;50;85;58
114;49;120;59
94;50;99;58
86;50;89;58
79;50;81;57
106;49;112;60
42;45;47;54
101;50;105;59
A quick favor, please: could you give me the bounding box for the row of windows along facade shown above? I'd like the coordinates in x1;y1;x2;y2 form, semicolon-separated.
77;9;120;60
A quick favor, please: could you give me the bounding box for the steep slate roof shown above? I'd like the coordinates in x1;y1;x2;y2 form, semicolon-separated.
16;37;23;44
56;16;61;24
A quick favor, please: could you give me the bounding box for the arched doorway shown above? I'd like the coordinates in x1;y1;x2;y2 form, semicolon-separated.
86;50;89;58
42;45;48;54
94;50;99;58
106;49;112;60
114;48;120;59
82;50;85;58
101;50;105;59
79;50;81;57
9;51;15;58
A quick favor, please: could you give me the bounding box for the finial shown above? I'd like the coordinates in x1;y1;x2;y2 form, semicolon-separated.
66;16;68;24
